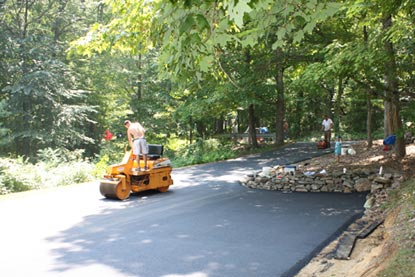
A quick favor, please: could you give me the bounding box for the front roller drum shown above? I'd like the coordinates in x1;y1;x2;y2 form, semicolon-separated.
100;178;131;200
158;186;170;193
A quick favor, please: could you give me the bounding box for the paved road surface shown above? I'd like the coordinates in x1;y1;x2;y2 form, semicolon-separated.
0;142;366;277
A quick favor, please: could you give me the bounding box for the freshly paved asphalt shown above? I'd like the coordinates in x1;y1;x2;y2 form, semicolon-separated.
0;142;366;277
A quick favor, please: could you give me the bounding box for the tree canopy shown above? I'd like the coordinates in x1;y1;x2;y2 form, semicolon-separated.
0;0;414;160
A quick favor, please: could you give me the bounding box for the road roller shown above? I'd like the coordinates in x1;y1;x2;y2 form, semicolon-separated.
100;144;173;200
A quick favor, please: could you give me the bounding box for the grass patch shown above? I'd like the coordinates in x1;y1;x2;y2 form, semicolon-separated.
377;179;415;277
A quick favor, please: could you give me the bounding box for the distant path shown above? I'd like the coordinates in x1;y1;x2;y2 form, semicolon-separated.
174;141;334;183
0;142;365;277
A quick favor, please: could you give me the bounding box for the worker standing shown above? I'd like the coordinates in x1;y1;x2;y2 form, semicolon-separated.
321;115;333;148
124;120;149;171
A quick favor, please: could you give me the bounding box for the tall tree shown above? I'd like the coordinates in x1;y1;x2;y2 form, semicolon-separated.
382;14;405;157
342;0;413;158
155;0;342;145
70;0;415;156
0;0;97;160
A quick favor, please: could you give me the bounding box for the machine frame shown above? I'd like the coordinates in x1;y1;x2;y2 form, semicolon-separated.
99;144;173;200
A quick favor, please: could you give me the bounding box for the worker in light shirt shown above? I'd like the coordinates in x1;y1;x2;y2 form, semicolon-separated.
322;115;333;147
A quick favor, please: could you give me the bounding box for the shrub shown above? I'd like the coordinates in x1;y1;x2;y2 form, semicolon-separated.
0;150;95;195
41;161;94;187
170;138;236;167
92;140;129;177
0;157;39;194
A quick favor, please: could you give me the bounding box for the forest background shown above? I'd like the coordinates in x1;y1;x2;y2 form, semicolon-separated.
0;0;414;194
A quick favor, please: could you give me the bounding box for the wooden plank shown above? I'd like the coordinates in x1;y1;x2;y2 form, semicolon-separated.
332;218;384;260
357;219;384;239
334;232;358;260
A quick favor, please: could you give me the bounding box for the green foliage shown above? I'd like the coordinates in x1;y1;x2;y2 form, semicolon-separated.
0;0;414;170
0;157;34;194
43;161;94;187
68;0;414;158
92;154;111;178
37;148;87;168
0;0;98;160
341;93;384;134
0;150;94;195
170;139;237;167
91;139;127;177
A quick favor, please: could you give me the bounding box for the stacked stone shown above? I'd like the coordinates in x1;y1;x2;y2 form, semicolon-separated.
363;173;404;218
239;166;402;194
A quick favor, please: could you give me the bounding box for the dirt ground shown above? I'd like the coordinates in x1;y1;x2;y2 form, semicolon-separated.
295;140;415;277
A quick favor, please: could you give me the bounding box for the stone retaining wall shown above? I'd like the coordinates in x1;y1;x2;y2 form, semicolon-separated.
239;166;402;194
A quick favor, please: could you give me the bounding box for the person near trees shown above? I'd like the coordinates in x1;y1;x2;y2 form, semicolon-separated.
103;129;113;141
322;115;333;147
124;120;149;171
283;120;289;140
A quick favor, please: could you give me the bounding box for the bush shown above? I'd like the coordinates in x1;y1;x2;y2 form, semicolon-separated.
170;138;237;167
0;157;40;194
92;140;129;177
0;149;95;195
38;161;94;187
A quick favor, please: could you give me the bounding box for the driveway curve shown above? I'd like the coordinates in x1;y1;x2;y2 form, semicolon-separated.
0;142;366;277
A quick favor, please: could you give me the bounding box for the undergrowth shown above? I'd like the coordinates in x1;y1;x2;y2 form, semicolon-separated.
0;148;94;195
0;136;291;195
167;138;238;167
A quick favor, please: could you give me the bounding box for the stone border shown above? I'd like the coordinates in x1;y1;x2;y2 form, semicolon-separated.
239;165;402;194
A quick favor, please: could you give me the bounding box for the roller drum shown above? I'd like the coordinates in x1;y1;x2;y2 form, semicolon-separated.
100;179;131;200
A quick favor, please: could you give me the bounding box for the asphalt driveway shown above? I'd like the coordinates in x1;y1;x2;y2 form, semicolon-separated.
0;142;366;277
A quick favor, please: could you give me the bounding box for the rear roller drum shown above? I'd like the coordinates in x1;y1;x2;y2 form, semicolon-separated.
100;179;131;200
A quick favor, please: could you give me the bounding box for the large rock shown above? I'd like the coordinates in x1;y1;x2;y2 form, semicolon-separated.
355;178;372;192
374;176;392;185
371;184;384;192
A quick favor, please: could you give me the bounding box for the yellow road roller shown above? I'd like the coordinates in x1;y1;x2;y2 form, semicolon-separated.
100;144;173;200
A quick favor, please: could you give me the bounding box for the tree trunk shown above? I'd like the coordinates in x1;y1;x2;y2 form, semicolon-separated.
20;0;32;158
215;118;224;134
294;90;303;137
189;116;193;144
196;121;205;139
248;103;258;148
274;47;285;146
367;92;373;149
363;26;373;149
383;15;405;158
136;53;143;100
334;76;344;135
384;101;392;136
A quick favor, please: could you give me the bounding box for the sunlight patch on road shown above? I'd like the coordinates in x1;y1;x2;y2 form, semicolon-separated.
140;239;152;244
320;207;350;216
51;263;137;277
